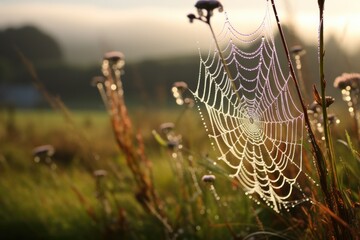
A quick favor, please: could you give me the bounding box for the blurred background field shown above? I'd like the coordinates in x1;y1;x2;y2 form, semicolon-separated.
0;108;257;239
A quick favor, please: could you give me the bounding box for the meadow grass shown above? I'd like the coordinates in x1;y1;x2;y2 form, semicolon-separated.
2;1;359;236
0;103;358;239
0;108;293;239
0;109;233;239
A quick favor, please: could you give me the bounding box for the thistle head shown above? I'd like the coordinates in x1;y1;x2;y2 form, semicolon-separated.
201;174;216;183
160;122;175;135
32;144;55;163
308;96;334;114
324;96;335;108
290;45;306;57
195;0;223;13
188;0;223;24
93;169;107;178
172;81;189;105
102;51;125;77
172;81;188;94
334;73;360;91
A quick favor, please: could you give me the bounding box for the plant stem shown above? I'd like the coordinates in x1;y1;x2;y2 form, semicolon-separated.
269;0;335;216
318;0;338;191
207;20;241;101
318;2;354;239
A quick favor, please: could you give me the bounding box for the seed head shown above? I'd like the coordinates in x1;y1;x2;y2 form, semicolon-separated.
93;169;107;178
160;122;175;134
324;96;335;108
195;0;223;13
327;114;340;125
188;0;223;24
103;51;125;66
32;144;55;157
172;82;189;105
172;81;188;93
187;13;196;23
290;45;306;56
334;73;360;90
102;51;125;77
202;174;216;183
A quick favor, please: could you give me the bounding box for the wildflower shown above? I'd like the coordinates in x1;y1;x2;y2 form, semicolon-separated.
103;51;125;68
334;73;360;90
187;13;196;23
201;174;216;183
188;0;223;24
172;81;188;93
102;51;125;77
324;96;335;108
93;169;107;178
290;45;306;57
312;83;334;109
172;81;189;105
159;123;181;149
307;96;335;119
160;122;175;134
32;144;55;163
195;0;223;13
32;144;55;157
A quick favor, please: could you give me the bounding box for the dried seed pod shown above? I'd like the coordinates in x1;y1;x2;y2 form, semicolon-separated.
324;96;335;108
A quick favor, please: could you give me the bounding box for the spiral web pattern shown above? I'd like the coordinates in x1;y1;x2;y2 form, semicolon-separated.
192;4;310;212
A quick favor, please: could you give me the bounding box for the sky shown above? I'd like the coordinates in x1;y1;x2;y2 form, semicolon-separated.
0;0;359;65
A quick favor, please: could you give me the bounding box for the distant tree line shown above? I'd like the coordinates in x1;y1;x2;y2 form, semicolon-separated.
0;25;359;109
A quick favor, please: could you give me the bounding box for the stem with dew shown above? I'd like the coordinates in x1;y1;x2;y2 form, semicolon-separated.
269;0;332;210
318;2;354;238
206;17;241;101
318;0;338;191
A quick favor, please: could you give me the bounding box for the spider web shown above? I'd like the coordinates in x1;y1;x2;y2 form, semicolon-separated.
191;3;311;212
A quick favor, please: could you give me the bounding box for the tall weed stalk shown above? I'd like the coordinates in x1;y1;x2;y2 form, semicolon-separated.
93;51;173;235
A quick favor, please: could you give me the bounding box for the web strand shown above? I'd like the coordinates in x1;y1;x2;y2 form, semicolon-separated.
191;3;311;213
